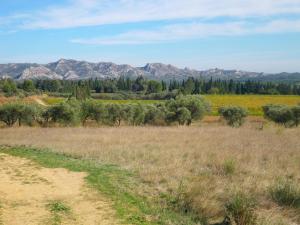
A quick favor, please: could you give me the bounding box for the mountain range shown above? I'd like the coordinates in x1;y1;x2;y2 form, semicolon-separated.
0;59;299;82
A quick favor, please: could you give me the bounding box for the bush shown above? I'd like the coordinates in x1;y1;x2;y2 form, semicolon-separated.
44;102;79;126
80;100;105;125
269;178;300;208
262;104;294;127
219;106;248;127
144;105;166;125
225;192;257;225
0;102;40;127
165;95;209;125
104;104;126;126
291;105;300;127
0;103;22;126
127;104;146;126
18;104;41;126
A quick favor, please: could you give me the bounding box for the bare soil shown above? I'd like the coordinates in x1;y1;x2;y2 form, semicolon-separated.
0;153;119;225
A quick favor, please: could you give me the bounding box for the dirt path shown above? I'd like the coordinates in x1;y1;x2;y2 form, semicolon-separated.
0;153;119;225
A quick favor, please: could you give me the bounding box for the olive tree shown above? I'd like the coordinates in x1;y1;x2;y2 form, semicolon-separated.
262;104;294;127
45;102;79;126
104;104;126;126
165;95;209;125
80;100;105;125
0;103;22;126
291;105;300;127
219;106;248;127
0;103;40;127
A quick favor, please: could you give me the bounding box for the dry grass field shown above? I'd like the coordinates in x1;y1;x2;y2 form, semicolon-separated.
0;124;299;224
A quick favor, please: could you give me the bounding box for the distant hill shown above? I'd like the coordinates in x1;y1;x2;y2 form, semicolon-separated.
0;59;299;82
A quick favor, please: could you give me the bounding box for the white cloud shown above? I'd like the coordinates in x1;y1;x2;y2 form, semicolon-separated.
10;0;300;29
71;19;300;45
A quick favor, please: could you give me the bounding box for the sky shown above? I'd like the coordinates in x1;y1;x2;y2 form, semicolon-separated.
0;0;300;73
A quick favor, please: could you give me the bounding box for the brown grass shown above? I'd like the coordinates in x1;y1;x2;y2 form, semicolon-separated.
0;125;299;224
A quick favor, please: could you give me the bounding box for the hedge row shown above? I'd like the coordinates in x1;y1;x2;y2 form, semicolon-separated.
0;95;210;127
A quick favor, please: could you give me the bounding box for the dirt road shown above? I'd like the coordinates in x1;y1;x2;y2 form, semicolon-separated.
0;153;119;225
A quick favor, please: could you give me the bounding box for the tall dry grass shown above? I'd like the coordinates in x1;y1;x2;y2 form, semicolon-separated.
0;125;299;224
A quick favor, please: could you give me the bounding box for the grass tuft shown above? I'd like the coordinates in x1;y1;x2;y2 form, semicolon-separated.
225;192;257;225
269;178;300;208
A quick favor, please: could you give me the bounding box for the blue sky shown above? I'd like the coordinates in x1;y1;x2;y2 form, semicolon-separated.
1;0;300;73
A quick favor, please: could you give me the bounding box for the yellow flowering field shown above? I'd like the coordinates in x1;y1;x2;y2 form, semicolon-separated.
205;95;300;116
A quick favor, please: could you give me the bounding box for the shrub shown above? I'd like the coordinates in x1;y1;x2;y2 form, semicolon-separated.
144;105;166;125
269;178;300;208
176;107;192;125
291;105;300;127
225;192;257;225
127;104;146;126
219;106;248;127
0;103;22;126
80;100;105;125
165;95;210;125
18;104;41;126
45;102;79;126
104;104;127;126
262;104;294;127
0;102;40;127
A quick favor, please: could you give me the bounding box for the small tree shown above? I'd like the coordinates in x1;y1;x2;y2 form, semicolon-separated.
291;105;300;127
144;105;166;125
165;95;210;125
127;104;146;126
0;102;40;127
2;79;17;96
46;102;79;126
80;101;105;125
0;103;22;126
176;107;191;125
219;106;248;127
146;80;162;94
105;104;125;126
18;104;40;126
22;80;35;92
262;104;294;127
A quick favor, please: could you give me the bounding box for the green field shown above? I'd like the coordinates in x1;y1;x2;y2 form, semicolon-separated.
43;95;300;116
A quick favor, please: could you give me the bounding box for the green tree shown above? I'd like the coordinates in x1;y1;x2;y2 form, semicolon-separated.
127;104;145;126
291;105;300;127
105;104;126;126
146;80;162;94
219;106;248;127
2;79;17;96
0;103;22;126
263;104;294;127
182;77;195;94
144;105;166;125
22;80;35;92
176;107;191;125
46;102;79;126
80;101;105;125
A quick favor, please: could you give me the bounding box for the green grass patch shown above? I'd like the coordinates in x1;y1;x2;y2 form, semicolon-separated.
0;145;205;225
46;201;71;225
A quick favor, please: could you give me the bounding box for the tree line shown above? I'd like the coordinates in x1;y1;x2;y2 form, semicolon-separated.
0;95;210;127
1;77;300;98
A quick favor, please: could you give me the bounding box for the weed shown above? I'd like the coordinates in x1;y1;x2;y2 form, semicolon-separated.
47;201;70;213
225;192;257;225
269;178;300;208
223;159;236;175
